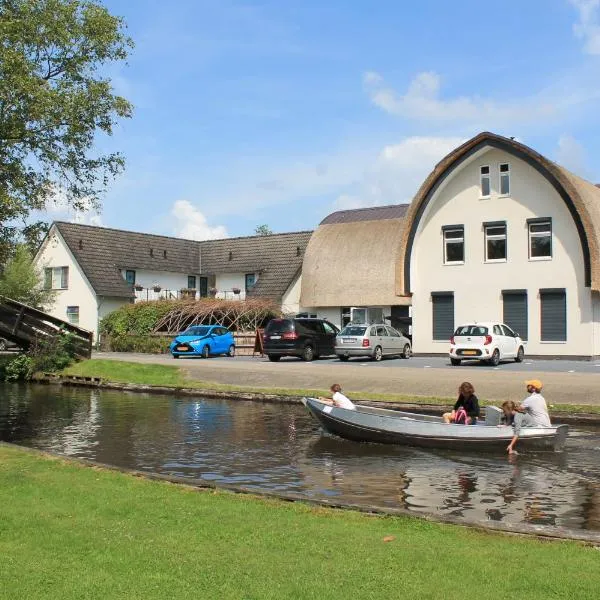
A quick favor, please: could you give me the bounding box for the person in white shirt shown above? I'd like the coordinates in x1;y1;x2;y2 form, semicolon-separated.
506;379;551;454
320;383;356;411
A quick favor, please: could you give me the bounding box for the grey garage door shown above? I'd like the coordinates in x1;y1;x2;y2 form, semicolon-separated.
502;290;528;341
432;292;454;341
540;288;566;342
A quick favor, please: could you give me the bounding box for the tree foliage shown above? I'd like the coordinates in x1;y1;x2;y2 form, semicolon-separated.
254;224;273;236
0;0;133;262
0;243;55;308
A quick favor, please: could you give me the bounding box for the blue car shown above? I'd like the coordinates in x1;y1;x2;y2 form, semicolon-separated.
170;325;235;359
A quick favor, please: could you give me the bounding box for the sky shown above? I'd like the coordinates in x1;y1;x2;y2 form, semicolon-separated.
46;0;600;240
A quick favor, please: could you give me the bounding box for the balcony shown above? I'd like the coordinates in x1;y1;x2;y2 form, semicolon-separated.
133;287;247;302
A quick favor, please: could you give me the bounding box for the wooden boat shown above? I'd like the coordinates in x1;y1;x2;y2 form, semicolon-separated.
301;398;568;452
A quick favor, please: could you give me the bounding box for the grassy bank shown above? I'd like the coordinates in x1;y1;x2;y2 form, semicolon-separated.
62;359;600;415
0;444;598;599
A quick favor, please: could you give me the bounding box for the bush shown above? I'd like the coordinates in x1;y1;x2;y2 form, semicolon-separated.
107;335;170;354
101;300;174;338
4;354;33;381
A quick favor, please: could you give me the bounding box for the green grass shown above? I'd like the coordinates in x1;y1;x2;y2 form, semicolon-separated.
62;359;600;415
0;444;598;600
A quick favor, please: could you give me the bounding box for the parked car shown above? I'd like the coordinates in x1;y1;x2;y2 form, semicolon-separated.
263;317;339;362
170;325;235;358
335;324;412;361
0;337;20;352
449;322;524;366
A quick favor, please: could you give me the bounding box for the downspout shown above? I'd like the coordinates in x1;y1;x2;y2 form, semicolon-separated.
96;295;104;350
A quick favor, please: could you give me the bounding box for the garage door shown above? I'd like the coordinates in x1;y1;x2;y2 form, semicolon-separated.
540;288;566;342
502;290;528;341
431;292;454;341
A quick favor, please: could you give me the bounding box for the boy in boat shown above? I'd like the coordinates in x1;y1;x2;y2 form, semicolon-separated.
506;379;551;454
319;383;356;411
443;382;480;424
500;400;517;425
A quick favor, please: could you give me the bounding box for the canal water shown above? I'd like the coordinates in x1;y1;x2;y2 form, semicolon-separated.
1;383;600;533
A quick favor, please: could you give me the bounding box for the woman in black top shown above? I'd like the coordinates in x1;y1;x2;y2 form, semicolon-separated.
443;382;480;425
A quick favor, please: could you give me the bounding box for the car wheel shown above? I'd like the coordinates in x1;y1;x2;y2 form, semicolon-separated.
489;349;500;367
401;344;412;359
201;345;210;359
172;354;180;359
338;355;350;362
372;346;383;362
0;339;6;351
450;358;461;366
302;345;314;362
268;354;281;362
227;344;235;357
515;346;524;363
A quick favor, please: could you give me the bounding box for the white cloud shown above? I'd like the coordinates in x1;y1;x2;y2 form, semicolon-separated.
333;136;464;210
363;71;556;126
44;189;103;226
171;199;228;240
570;0;600;54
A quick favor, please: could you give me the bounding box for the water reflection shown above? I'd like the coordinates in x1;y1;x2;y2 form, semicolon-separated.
1;383;600;533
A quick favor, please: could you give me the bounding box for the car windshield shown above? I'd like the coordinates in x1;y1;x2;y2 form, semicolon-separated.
454;325;489;336
265;319;293;334
340;326;367;336
181;326;211;337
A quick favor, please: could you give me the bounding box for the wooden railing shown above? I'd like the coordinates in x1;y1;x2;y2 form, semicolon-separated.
0;296;93;359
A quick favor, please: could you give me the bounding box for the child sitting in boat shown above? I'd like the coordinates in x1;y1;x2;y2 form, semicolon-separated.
500;400;517;425
319;383;356;411
443;382;480;425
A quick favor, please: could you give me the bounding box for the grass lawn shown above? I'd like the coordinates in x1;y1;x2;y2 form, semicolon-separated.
0;444;598;600
62;359;600;415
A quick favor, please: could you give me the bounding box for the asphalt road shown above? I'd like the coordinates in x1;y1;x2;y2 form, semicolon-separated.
95;352;600;406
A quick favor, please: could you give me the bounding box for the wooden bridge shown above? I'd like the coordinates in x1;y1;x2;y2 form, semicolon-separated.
0;296;93;359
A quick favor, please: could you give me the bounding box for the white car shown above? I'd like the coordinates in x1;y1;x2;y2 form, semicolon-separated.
449;322;524;366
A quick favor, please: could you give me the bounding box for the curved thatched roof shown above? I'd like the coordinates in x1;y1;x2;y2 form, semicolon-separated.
301;205;411;307
397;131;600;294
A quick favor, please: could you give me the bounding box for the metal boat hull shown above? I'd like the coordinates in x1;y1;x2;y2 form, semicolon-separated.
302;398;568;452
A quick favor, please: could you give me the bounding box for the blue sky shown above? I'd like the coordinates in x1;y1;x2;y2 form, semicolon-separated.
49;0;600;239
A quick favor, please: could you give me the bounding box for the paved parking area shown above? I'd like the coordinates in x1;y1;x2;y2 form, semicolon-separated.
95;352;600;406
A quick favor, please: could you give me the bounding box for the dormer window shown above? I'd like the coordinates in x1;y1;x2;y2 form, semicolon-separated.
150;248;154;257
163;250;167;258
499;163;510;196
480;166;491;198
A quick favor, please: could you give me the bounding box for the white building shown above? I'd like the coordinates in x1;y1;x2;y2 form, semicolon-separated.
35;222;311;340
301;132;600;358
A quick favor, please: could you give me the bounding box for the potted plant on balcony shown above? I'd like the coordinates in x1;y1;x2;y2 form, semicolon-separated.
209;287;218;297
152;284;162;293
232;287;241;295
134;283;143;291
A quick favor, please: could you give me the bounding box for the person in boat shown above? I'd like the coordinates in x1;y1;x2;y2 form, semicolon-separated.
319;383;356;411
506;379;551;455
500;400;517;425
443;382;480;425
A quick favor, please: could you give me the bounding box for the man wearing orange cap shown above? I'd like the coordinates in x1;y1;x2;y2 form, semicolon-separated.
506;379;551;454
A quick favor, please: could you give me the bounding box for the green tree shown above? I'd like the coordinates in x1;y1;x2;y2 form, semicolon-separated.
0;244;55;308
254;224;273;236
0;0;133;263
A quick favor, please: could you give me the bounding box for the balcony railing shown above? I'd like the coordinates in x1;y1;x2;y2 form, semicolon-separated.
133;288;247;302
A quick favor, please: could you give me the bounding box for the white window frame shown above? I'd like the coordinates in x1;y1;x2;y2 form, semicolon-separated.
480;165;491;198
443;227;465;265
484;224;507;263
44;266;69;290
66;306;80;325
528;220;552;261
499;163;510;196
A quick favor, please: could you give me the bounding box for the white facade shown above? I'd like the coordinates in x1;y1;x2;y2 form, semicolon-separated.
281;275;302;315
410;147;594;356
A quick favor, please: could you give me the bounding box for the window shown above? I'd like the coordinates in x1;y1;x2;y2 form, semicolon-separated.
501;325;516;337
499;163;510;195
528;219;552;259
480;166;491;197
322;322;337;335
493;325;503;335
432;292;454;341
502;290;528;340
443;226;464;264
125;270;136;285
187;275;197;290
44;266;69;290
66;306;79;325
387;327;401;337
245;273;257;292
484;223;507;262
540;289;566;342
454;325;488;336
199;277;208;298
376;326;388;336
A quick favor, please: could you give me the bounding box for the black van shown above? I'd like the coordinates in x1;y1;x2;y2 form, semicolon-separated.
263;317;339;362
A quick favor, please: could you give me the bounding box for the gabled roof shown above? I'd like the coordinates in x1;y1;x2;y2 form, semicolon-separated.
199;231;312;299
52;221;312;300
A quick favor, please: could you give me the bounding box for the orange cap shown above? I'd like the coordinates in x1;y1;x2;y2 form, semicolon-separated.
525;379;543;390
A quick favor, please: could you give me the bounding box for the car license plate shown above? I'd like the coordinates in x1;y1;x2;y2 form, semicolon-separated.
463;350;477;356
176;345;188;351
342;338;356;343
270;335;281;340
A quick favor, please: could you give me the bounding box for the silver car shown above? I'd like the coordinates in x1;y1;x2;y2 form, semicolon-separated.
335;324;412;361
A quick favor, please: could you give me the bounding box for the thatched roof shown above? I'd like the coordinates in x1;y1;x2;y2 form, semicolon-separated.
301;205;411;307
397;131;600;294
